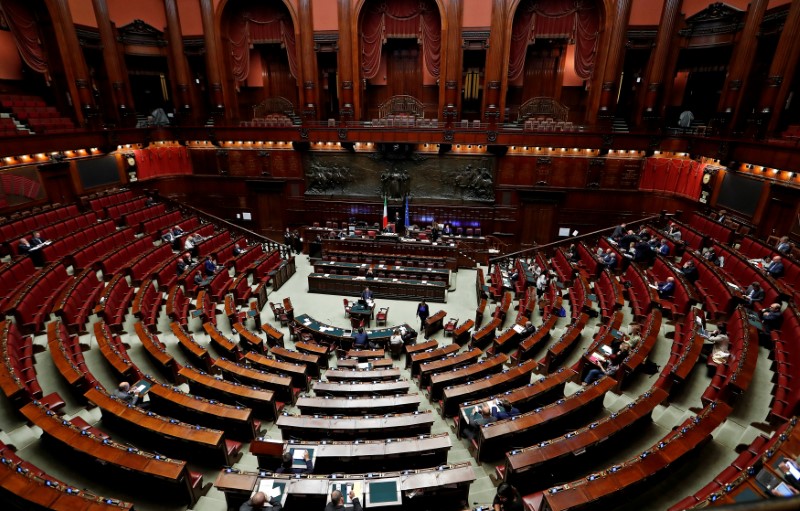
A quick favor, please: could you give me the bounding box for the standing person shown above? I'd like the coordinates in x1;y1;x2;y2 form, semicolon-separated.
416;299;430;331
493;483;524;511
325;489;362;511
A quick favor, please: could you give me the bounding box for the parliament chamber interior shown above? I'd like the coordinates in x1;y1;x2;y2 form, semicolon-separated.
3;0;800;510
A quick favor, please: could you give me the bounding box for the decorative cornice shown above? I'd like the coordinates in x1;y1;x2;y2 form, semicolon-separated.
118;19;167;47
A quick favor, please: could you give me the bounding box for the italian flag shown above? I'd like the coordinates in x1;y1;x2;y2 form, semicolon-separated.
382;196;388;228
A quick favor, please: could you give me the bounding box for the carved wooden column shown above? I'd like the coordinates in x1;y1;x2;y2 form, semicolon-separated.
298;0;319;121
759;0;800;134
46;0;97;126
482;0;507;125
634;0;682;126
441;0;462;124
91;0;131;124
164;0;193;120
597;0;633;120
338;0;355;122
199;0;224;116
718;0;767;131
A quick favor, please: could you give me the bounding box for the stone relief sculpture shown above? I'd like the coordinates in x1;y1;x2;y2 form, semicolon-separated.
450;159;494;201
380;165;411;198
305;159;353;193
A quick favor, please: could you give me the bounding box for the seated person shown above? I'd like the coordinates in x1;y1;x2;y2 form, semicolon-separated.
114;381;148;408
492;399;520;420
463;403;497;440
326;490;361;511
633;241;653;263
743;281;765;306
493;483;524;511
702;247;719;265
176;252;194;275
619;230;639;248
777;458;800;489
203;256;219;276
353;328;369;349
361;287;374;301
776;236;792;255
665;222;682;240
30;231;46;246
240;491;282;511
716;209;728;224
519;321;536;338
761;303;783;332
766;255;785;278
626;325;642;349
184;233;204;257
194;271;212;288
657;277;675;299
276;449;313;474
600;249;617;269
658;239;670;256
566;244;580;263
623;242;636;260
232;243;245;256
680;261;699;283
389;329;404;349
365;268;375;279
18;237;31;254
583;347;625;386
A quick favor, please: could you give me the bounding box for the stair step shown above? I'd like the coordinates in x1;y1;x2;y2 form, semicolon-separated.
6;424;42;451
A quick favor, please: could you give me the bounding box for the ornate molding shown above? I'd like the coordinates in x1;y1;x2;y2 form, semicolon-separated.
588;158;606;167
537;157;552;165
338;128;348;140
304;81;315;90
601;134;614;148
118;19;167;47
299;127;310;139
445;80;457;90
728;79;742;91
443;130;455;142
487;81;500;91
766;75;783;87
486;131;497;143
679;2;745;37
342;81;353;90
216;150;228;158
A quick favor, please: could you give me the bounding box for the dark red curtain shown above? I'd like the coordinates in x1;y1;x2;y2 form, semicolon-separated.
508;0;599;82
0;0;50;80
360;0;441;80
640;158;704;200
134;147;192;181
225;2;298;84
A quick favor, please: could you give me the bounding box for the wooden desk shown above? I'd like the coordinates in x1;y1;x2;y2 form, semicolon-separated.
337;357;394;369
294;315;416;350
428;353;508;400
324;367;402;382
308;273;448;302
453;319;475;346
470;317;501;349
250;433;452;473
214;463;474;510
405;339;438;368
147;381;258;441
346;348;385;360
178;365;278;419
19;401;197;505
296;393;421;415
276;411;435;440
84;387;232;466
441;359;536;417
232;322;265;353
212;358;295;403
243;351;308;390
474;374;612;461
271;346;320;377
418;347;482;387
504;388;668;490
314;260;451;286
425;310;447;337
409;343;459;376
203;322;243;362
170;322;212;371
321;238;458;270
260;323;285;349
311;379;411;396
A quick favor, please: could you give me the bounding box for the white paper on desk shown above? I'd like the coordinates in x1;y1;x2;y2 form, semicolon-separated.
292;449;307;460
379;265;385;268
268;487;282;498
324;274;330;277
361;264;367;267
512;324;525;334
257;479;273;495
648;284;658;289
422;280;428;284
351;481;363;497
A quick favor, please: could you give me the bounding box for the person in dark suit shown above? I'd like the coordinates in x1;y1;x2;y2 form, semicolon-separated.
463;403;497;440
766;256;785;278
239;492;282;511
204;256;219;276
492;399;520;420
194;271;211;288
232;243;244;256
776;236;792;255
611;223;626;240
18;237;31;254
681;261;699;283
416;299;430;331
361;287;374;301
442;223;453;235
743;282;765;306
657;277;675;299
325;489;362;511
658;239;670;256
276;450;313;474
30;231;46;247
761;303;783;333
353;328;368;348
601;249;617;269
176;252;193;275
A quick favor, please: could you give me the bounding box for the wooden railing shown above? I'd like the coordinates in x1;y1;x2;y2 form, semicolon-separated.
252;97;295;119
378;95;425;119
517;96;569;122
